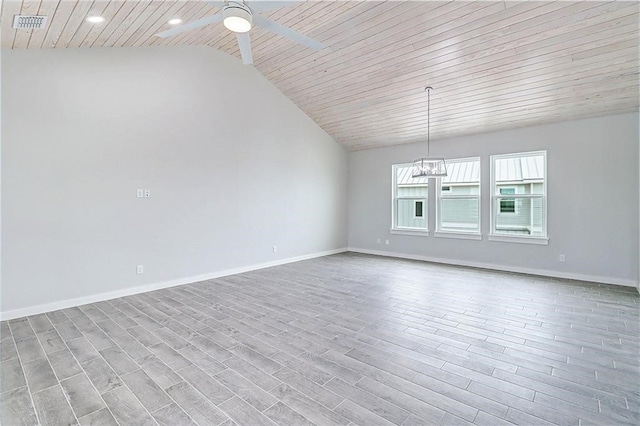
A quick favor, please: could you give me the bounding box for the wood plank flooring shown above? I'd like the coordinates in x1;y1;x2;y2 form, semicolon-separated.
1;252;638;425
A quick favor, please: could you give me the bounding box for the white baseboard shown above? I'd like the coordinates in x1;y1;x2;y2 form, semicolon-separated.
0;247;348;321
348;247;639;289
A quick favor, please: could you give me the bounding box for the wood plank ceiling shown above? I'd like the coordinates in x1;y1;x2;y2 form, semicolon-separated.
1;1;638;151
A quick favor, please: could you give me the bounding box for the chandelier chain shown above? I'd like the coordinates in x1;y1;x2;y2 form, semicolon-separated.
426;86;433;157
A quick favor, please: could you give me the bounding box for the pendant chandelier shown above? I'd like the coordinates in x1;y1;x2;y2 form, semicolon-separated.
412;86;447;178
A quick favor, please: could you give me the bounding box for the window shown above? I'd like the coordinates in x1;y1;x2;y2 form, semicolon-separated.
414;201;424;218
392;163;428;232
436;157;481;237
499;188;516;213
490;151;547;244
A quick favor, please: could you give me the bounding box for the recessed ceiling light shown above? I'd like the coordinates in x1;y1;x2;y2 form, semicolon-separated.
86;16;105;24
168;18;182;25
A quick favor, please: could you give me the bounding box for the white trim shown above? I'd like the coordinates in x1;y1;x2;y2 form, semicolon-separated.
0;248;348;321
490;150;548;161
496;194;544;199
391;163;404;231
390;229;429;236
347;247;638;288
490;150;547;239
442;155;480;163
434;231;482;241
488;234;549;245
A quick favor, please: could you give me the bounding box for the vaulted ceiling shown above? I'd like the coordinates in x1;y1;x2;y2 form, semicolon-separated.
2;1;638;151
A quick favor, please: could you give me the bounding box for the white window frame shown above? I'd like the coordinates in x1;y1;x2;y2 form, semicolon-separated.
391;163;429;235
435;157;481;240
489;151;548;245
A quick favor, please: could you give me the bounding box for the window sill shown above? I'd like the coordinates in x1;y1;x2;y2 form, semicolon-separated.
390;229;429;236
488;234;549;245
434;231;482;241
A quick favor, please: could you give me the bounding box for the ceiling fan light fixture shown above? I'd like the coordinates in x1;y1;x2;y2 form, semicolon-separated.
223;3;252;33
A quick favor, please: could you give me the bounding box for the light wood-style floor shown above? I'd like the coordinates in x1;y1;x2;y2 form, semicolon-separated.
1;253;639;425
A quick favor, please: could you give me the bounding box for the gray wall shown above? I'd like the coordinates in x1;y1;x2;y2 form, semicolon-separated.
1;46;348;315
349;113;640;286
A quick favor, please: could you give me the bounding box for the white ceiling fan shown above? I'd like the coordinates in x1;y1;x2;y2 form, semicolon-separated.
156;0;324;65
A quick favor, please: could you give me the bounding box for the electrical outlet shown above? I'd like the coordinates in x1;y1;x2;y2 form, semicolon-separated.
376;238;381;244
558;254;566;263
136;189;144;198
144;189;151;198
136;265;144;274
385;239;390;245
272;245;277;253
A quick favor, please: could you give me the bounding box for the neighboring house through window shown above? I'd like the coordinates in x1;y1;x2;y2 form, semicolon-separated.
436;157;481;237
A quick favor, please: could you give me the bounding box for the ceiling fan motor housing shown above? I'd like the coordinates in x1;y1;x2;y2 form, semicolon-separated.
223;2;253;33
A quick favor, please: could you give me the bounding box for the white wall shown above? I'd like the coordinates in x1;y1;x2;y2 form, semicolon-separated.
348;113;640;287
1;46;348;316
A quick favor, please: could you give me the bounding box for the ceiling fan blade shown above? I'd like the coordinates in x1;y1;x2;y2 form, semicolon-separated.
156;14;223;38
205;1;226;8
236;32;254;65
249;1;302;13
253;15;324;50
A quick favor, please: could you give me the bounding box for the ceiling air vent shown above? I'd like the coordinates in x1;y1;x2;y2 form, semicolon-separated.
12;15;48;30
